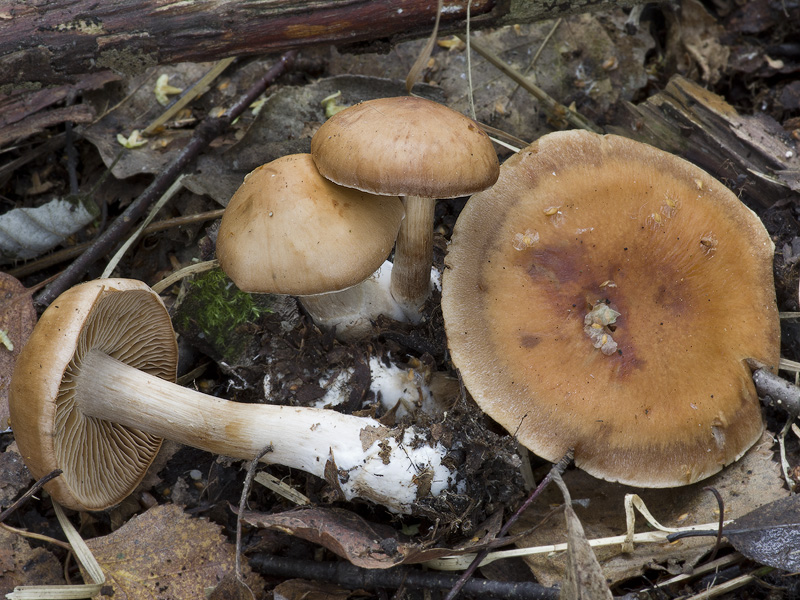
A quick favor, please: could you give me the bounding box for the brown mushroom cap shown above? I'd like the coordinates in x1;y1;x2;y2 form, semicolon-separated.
310;96;499;198
216;154;404;295
9;279;177;510
442;130;780;487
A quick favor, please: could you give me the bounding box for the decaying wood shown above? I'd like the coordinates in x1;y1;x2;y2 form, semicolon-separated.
1;0;644;92
615;75;800;209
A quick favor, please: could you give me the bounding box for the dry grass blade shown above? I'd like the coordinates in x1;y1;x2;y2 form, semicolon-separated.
405;0;442;93
143;58;236;136
458;34;602;133
6;503;105;599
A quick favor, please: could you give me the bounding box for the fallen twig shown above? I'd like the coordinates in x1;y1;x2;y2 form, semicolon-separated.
0;469;62;524
459;34;601;133
250;554;559;600
748;359;800;418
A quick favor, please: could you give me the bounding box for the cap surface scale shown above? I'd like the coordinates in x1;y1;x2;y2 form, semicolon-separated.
442;130;780;487
216;154;404;295
310;96;499;198
9;279;177;510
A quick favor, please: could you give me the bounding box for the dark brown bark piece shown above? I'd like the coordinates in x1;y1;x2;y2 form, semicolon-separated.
0;0;644;91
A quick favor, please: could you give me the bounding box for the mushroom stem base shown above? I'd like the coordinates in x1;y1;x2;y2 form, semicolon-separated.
300;261;408;340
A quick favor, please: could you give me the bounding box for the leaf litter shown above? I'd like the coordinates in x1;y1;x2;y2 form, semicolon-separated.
84;504;264;599
1;1;799;598
513;431;790;586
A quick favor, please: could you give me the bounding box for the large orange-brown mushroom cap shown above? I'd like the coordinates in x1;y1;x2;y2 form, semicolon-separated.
9;279;177;510
442;130;780;487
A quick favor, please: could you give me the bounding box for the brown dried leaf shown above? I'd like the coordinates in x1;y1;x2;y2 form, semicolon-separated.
722;494;800;571
207;572;256;600
0;527;65;596
242;506;506;569
668;0;729;84
0;443;32;507
516;432;789;586
0;272;35;429
554;472;613;600
242;507;406;569
85;504;263;599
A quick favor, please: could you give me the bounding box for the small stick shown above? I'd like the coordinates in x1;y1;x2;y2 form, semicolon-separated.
459;35;601;134
0;469;62;524
747;359;800;418
35;50;297;307
250;555;559;600
703;487;724;564
235;445;273;588
143;57;236;136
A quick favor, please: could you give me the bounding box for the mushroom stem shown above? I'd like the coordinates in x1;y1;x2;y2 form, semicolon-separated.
299;261;408;340
75;349;454;513
390;195;435;320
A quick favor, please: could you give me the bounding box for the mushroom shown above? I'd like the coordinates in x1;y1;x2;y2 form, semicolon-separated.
216;153;406;338
441;130;780;487
9;278;454;512
310;96;499;319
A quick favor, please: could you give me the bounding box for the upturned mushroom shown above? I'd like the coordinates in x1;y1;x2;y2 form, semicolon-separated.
310;96;499;319
9;278;454;512
442;130;780;487
216;153;406;338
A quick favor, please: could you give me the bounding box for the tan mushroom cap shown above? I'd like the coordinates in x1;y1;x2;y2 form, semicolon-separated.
442;130;780;488
310;96;499;198
216;154;404;295
9;279;177;510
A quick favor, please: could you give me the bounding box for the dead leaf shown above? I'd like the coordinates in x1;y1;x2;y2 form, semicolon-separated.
242;506;509;570
85;503;264;599
719;494;800;571
0;442;32;506
83;63;211;180
207;572;256;600
516;431;790;586
667;0;729;84
0;272;36;429
0;527;65;596
242;507;407;569
553;472;613;600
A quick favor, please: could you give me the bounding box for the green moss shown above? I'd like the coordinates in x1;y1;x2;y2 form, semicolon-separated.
174;268;272;365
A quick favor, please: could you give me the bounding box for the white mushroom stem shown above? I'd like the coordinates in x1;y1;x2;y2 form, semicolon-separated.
299;261;408;340
390;195;435;321
76;350;455;513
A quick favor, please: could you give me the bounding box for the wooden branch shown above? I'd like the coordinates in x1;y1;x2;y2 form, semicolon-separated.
0;0;645;91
